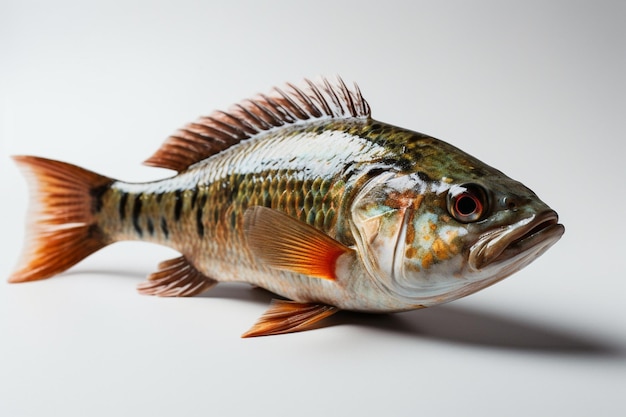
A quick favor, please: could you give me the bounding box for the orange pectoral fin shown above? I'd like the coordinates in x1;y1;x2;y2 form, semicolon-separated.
242;299;339;338
243;206;353;280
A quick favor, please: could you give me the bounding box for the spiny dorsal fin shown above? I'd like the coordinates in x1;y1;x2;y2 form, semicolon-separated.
144;77;371;172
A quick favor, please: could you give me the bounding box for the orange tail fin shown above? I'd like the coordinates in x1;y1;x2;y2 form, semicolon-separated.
9;156;114;283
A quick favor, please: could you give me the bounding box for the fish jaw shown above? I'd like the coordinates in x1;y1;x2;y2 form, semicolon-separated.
425;210;565;305
468;209;564;273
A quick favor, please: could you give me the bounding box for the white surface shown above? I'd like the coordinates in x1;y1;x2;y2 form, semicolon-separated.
1;1;625;416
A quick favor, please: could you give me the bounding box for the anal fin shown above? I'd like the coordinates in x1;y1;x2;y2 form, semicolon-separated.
242;299;338;338
137;256;217;297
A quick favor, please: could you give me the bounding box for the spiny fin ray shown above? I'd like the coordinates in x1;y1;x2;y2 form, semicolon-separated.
144;77;371;172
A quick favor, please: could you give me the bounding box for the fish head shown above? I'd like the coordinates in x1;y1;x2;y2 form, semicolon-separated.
350;162;564;308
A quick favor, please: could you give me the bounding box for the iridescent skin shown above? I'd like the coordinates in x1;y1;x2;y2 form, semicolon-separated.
95;117;561;312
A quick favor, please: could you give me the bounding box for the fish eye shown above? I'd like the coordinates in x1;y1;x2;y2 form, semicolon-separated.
447;184;488;223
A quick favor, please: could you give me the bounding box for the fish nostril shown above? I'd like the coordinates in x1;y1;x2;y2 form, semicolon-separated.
502;197;518;211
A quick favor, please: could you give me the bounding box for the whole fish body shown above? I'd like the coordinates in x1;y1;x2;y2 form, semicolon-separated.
10;77;564;337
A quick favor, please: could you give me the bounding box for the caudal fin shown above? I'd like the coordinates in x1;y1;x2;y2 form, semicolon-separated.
9;156;114;283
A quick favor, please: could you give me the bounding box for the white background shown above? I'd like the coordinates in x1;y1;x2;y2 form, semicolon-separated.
1;1;625;416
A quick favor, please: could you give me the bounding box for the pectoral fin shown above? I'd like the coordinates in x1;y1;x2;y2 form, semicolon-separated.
242;299;339;338
244;206;353;280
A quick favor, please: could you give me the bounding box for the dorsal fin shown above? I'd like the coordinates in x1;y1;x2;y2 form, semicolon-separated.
144;77;371;172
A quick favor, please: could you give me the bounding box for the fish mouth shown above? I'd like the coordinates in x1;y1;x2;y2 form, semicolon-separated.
469;210;565;271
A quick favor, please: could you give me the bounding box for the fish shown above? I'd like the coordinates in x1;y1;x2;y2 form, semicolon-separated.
9;77;565;337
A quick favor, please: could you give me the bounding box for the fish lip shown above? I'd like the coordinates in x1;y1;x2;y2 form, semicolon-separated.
469;210;565;271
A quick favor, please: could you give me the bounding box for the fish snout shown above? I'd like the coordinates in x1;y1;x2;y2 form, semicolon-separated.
469;209;564;271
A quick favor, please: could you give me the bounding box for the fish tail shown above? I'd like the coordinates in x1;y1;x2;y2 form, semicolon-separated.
9;156;115;283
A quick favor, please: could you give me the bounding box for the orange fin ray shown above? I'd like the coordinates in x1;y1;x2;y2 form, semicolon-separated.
243;206;353;280
144;77;371;172
242;299;339;338
9;156;114;282
137;256;217;297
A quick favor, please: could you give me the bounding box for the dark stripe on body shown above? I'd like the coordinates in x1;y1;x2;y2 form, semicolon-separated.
190;188;198;209
161;217;169;238
196;194;207;237
119;192;129;220
90;185;108;213
132;194;143;236
174;190;183;221
147;218;154;236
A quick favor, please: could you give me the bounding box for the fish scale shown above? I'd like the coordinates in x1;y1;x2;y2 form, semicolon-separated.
9;77;564;337
108;123;375;272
